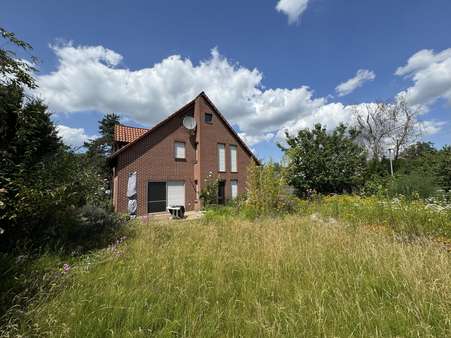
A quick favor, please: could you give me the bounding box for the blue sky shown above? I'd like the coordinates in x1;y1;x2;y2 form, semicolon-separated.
2;0;451;161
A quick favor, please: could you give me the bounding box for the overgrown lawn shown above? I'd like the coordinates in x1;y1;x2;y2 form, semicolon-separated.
5;213;450;337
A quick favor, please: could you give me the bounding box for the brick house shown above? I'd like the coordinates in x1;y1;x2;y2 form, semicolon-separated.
110;92;259;215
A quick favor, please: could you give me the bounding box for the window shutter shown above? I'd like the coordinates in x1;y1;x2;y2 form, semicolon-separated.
230;145;237;172
218;144;225;171
167;181;185;207
175;142;185;159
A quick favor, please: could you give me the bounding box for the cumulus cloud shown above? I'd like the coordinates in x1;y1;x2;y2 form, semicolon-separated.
275;0;310;24
56;124;96;148
418;120;447;136
395;48;451;106
335;69;376;97
35;43;445;149
238;132;275;147
36;43;352;145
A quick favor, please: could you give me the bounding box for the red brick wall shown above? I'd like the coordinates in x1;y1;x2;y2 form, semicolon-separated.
115;104;197;215
114;95;255;216
196;96;253;201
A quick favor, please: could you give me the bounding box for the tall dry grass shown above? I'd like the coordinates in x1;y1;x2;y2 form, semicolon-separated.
7;214;450;337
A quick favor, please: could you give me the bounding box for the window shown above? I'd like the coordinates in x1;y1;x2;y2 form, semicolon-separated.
204;112;213;124
113;176;118;211
230;145;237;172
218;143;225;172
195;180;199;201
148;182;166;213
231;180;238;199
174;142;186;159
195;142;199;162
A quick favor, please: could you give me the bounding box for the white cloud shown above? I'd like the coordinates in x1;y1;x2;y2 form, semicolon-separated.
36;43;351;144
277;102;358;140
395;48;451;106
276;0;310;24
238;132;275;147
335;69;376;97
35;43;445;150
418;120;447;136
56;124;96;148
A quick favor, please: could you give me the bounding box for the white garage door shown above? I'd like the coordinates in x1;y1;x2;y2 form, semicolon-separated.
167;181;185;207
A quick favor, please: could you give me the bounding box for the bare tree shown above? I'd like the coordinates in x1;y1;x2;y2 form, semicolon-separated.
353;95;420;160
353;102;388;160
386;96;421;160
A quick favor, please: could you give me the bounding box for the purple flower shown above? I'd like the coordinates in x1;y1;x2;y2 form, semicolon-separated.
63;263;71;273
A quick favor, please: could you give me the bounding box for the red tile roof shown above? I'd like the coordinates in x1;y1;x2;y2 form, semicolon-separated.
114;124;149;143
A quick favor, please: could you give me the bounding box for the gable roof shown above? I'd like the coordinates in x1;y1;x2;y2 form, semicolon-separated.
198;92;260;164
110;97;196;159
110;92;260;164
114;124;149;143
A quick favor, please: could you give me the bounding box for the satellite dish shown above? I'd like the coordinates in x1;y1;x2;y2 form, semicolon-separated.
182;116;197;130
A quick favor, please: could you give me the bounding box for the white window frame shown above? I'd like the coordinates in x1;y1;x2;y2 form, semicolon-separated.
174;141;186;159
231;180;238;199
218;143;226;172
230;145;237;173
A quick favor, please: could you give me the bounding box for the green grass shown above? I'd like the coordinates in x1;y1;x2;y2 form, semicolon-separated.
298;195;451;240
5;213;450;337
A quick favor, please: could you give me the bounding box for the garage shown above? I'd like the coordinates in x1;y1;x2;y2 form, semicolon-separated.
147;181;185;213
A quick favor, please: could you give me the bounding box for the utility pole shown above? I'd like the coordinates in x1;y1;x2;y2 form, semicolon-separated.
388;148;394;177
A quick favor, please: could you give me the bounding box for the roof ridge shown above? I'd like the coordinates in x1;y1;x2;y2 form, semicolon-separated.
116;124;149;130
110;93;259;164
110;98;196;158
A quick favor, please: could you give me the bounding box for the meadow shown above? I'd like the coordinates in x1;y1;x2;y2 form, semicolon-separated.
2;196;450;337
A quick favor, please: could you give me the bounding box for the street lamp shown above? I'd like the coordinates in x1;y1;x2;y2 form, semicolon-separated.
388;148;394;177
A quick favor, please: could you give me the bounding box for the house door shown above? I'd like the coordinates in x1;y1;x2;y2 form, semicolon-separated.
148;182;166;213
218;180;226;205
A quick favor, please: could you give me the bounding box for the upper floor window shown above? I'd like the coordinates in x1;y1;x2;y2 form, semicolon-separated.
230;145;237;172
218;143;225;172
174;141;186;159
204;112;213;124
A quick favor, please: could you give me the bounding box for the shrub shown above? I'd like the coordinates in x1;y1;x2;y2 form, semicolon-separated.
386;173;439;199
244;161;297;215
199;174;219;208
0;149;118;253
68;204;129;251
361;175;389;197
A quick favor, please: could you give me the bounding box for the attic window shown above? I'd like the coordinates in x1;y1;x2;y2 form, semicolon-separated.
204;112;213;124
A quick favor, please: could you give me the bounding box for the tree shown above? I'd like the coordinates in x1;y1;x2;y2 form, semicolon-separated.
353;95;420;161
280;123;367;196
401;142;436;160
434;146;451;192
0;27;42;171
0;27;37;89
0;85;61;171
84;113;120;180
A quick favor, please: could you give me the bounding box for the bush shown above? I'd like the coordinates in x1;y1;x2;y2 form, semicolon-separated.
199;174;219;208
69;204;128;251
386;173;439;199
361;175;389;197
0;149;121;253
244;161;297;216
